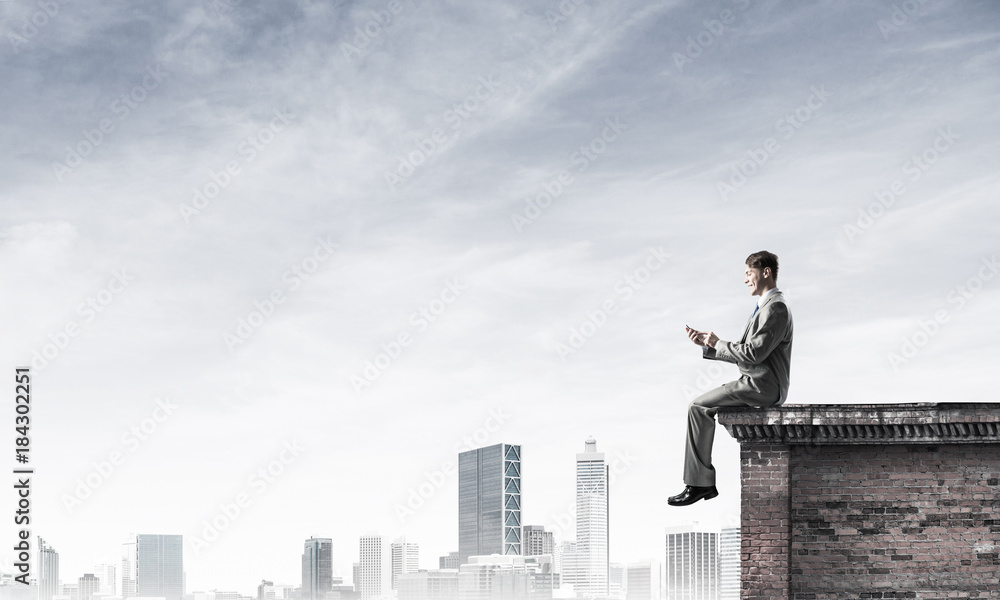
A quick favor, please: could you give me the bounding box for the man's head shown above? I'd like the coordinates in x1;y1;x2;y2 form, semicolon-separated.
744;250;778;296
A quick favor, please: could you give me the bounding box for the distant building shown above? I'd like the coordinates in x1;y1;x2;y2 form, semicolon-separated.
610;563;625;598
0;579;38;600
439;552;460;570
78;575;100;600
626;562;657;600
458;443;523;563
358;535;384;600
135;534;184;600
391;538;419;590
664;526;717;600
39;537;60;600
121;536;137;600
718;527;740;600
302;538;334;600
397;570;459;600
522;527;554;557
574;437;609;598
556;542;579;593
458;555;555;600
93;564;117;597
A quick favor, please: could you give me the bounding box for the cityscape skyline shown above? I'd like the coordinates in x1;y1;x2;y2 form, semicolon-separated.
4;0;997;595
7;437;732;595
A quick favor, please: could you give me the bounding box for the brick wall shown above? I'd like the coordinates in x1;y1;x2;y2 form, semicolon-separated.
741;444;791;600
719;404;1000;600
789;444;1000;598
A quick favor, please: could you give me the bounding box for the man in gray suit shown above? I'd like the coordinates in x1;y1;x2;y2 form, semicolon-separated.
668;250;793;506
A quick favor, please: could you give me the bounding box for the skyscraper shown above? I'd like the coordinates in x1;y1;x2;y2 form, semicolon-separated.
458;443;522;564
302;537;333;600
359;534;384;600
38;537;59;600
390;538;419;590
665;526;717;600
575;437;609;597
134;534;184;600
719;527;740;600
522;526;554;557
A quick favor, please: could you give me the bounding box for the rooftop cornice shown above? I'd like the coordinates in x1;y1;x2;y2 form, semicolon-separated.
716;403;1000;445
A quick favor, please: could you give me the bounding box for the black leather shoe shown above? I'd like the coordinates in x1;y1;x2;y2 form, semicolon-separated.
668;485;719;506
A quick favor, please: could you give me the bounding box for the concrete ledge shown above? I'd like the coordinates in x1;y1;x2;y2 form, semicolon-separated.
717;402;1000;445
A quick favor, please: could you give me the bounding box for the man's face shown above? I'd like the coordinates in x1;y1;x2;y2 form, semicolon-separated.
744;265;766;296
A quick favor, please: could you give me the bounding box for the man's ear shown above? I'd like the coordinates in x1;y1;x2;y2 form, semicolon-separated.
763;267;772;279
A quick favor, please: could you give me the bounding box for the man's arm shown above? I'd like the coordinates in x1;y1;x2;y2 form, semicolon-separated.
712;302;790;365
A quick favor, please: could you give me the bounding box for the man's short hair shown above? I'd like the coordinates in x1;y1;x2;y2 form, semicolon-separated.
746;250;779;280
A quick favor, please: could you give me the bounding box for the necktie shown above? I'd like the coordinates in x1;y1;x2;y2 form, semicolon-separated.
751;304;759;318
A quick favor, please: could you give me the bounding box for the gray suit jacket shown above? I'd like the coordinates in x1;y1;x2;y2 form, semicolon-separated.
702;290;793;406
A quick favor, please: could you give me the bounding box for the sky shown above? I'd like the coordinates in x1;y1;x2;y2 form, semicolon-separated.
2;0;999;593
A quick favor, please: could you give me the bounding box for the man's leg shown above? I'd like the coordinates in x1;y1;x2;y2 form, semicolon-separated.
683;386;749;487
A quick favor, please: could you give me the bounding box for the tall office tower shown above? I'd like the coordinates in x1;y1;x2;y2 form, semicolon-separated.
576;437;609;598
522;526;554;557
458;443;522;564
122;536;137;599
93;563;117;596
439;552;460;570
78;574;100;600
626;562;656;600
358;534;384;600
302;537;334;600
718;527;740;600
664;526;717;600
134;534;184;600
38;537;59;600
390;538;419;590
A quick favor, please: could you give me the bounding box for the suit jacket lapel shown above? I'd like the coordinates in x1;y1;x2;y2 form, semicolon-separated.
741;292;782;343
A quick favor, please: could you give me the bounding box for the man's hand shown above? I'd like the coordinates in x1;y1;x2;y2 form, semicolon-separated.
685;325;719;348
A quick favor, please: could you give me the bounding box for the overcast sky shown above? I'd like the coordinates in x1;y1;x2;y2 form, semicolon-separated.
2;0;999;593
